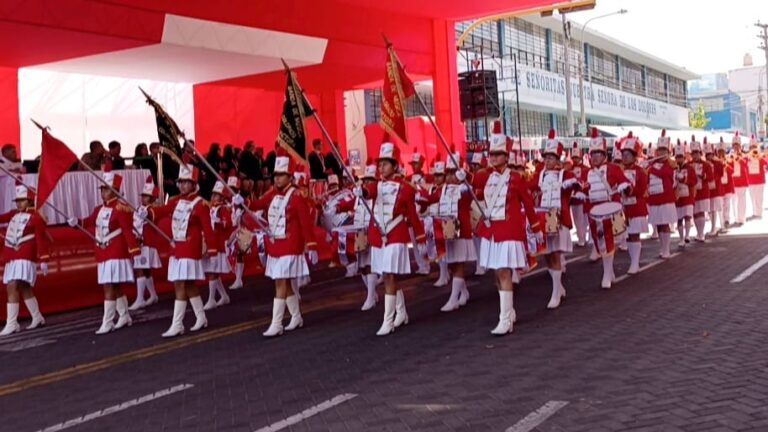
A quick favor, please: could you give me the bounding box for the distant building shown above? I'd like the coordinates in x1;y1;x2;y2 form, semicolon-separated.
687;67;764;136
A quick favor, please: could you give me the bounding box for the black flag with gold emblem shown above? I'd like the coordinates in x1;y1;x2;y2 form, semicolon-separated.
276;70;314;162
139;87;186;166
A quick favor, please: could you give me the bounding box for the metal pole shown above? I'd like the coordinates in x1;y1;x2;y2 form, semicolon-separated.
513;52;523;151
562;13;574;137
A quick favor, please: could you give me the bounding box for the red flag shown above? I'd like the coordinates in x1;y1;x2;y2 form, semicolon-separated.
37;130;78;208
380;45;415;144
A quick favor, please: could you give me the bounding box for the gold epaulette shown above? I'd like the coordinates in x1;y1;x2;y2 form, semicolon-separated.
116;203;133;213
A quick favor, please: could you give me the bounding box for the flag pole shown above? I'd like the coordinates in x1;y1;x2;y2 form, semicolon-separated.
382;37;490;225
280;59;385;238
0;160;97;242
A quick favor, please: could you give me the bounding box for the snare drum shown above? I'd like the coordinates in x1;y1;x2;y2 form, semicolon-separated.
354;229;368;252
589;202;627;236
236;227;254;253
535;207;561;235
470;201;483;230
437;217;458;240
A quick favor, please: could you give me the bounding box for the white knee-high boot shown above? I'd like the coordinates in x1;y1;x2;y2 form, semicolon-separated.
215;279;230;306
0;303;20;336
361;273;378;311
24;297;45;329
659;231;671;258
676;221;686;247
627;241;641;274
601;255;615;289
145;277;158;305
230;263;244;289
95;300;116;335
129;277;146;310
547;270;564;309
115;296;132;330
457;277;470;306
694;216;706;241
189;296;207;332
284;295;303;331
162;300;186;338
440;277;462;312
490;291;514;335
204;280;218;310
263;298;286;337
376;294;396;336
434;258;449;287
394;290;408;327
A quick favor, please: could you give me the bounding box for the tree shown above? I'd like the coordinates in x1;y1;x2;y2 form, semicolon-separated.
688;101;710;129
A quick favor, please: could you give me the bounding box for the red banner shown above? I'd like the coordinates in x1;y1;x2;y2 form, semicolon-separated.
37;130;78;208
380;46;415;144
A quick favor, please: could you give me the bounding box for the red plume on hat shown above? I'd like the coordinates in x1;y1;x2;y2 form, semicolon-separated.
591;127;599;139
661;128;666;137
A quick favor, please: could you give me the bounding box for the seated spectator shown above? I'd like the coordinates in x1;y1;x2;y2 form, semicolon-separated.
308;139;327;180
0;144;25;173
108;141;125;170
81;140;105;170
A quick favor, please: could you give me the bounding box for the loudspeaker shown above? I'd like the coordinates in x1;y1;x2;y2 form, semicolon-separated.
458;70;500;121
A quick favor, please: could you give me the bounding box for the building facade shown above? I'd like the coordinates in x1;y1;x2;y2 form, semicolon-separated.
687;73;754;133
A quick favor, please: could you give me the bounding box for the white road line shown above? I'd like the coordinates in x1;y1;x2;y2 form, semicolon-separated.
36;383;194;432
505;400;569;432
614;252;681;284
731;254;768;283
253;393;358;432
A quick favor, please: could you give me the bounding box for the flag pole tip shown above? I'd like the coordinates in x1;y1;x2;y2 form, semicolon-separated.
381;33;392;47
280;58;291;71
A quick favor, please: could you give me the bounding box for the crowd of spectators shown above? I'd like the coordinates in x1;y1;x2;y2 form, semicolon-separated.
2;138;346;200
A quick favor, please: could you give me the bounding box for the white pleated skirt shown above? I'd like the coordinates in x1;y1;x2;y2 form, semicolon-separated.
694;199;710;213
543;227;573;254
478;238;527;270
97;259;135;284
133;246;162;269
168;257;206;282
3;259;37;286
371;244;411;275
709;196;723;212
204;252;232;274
627;216;649;235
676;205;694;219
446;238;477;264
648;203;678;226
265;254;309;280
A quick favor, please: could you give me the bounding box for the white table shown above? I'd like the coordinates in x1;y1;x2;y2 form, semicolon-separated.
0;169;150;225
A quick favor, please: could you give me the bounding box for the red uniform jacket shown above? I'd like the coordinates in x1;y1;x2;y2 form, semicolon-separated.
530;167;577;229
0;209;50;263
364;177;425;247
646;159;676;206
209;205;232;253
423;183;474;239
620;163;649;218
746;155;767;185
710;159;725;198
82;198;140;263
722;163;735;194
675;164;697;207
150;192;216;260
731;155;750;188
579;163;631;212
475;167;540;242
690;160;714;202
248;186;317;257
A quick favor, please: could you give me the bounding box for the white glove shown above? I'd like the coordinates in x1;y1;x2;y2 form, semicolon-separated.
455;169;467;182
676;172;685;181
562;178;579;189
306;250;319;265
211;213;221;225
67;217;79;227
353;186;364;197
618;183;631;194
573;192;587;201
415;192;425;202
416;242;427;257
458;183;470;193
136;207;148;220
39;262;48;276
535;231;545;245
232;194;245;207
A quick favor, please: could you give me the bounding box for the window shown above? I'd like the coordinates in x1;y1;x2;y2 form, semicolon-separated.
588;47;619;90
646;68;667;102
364;89;433;125
551;32;582;77
668;77;687;107
501;18;548;70
620;58;644;95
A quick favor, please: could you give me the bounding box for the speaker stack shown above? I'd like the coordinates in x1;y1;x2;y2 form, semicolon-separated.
458;70;500;121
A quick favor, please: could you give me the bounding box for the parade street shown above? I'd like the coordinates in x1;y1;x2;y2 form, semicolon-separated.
1;224;767;432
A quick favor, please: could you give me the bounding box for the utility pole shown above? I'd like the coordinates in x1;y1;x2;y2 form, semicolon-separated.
562;13;575;137
756;21;768;136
